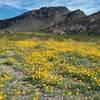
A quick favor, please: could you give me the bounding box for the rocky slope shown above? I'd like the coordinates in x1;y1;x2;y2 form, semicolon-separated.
0;6;100;35
46;10;100;35
0;6;70;32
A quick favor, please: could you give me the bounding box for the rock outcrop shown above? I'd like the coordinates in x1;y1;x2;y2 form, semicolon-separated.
46;10;100;35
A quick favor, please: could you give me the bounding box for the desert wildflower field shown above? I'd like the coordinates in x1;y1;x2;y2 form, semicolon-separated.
0;32;100;100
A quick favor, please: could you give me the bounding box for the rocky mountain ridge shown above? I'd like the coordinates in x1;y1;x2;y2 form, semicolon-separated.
0;6;100;35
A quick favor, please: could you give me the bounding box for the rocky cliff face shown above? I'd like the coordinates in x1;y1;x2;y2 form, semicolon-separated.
0;6;100;35
46;10;100;35
85;11;100;35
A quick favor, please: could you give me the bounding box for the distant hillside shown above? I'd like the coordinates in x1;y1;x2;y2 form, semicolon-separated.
0;6;100;35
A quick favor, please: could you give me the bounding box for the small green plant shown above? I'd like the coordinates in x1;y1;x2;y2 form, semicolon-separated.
4;57;15;65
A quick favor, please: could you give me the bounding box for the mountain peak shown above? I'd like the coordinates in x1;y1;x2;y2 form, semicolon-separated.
70;9;86;17
39;6;69;10
38;6;69;17
63;9;86;21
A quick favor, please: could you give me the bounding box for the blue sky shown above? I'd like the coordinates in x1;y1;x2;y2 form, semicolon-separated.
0;0;100;19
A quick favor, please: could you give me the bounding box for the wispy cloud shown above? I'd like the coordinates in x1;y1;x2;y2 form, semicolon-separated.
0;0;100;14
0;0;22;9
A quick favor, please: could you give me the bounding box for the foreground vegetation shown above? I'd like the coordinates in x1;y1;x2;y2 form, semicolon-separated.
0;32;100;100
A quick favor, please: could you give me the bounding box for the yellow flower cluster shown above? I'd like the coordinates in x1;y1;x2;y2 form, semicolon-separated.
17;40;99;94
60;65;98;83
15;41;39;50
24;51;63;85
0;39;99;98
0;73;11;99
44;40;100;57
0;92;5;100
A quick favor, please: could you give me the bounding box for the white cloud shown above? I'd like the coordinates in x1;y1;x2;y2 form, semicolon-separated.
0;0;99;14
0;0;23;9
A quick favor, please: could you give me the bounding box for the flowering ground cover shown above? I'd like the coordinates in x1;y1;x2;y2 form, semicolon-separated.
0;33;100;100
